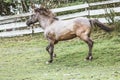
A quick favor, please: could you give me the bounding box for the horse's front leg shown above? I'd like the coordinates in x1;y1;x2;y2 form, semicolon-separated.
46;43;54;64
46;44;56;58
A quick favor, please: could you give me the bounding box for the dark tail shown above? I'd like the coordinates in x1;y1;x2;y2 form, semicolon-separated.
90;19;113;32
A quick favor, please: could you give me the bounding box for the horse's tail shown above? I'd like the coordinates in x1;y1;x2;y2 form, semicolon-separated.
90;19;113;32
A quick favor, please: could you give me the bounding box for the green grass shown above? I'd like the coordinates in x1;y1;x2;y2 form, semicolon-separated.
0;33;120;80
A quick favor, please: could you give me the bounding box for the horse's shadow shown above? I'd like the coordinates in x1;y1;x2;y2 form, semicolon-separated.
52;51;98;67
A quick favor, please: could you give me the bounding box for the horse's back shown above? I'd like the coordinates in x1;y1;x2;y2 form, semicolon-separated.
73;17;90;27
51;17;90;30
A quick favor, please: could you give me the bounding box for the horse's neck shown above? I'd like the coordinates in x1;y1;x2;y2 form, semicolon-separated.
39;16;57;29
39;19;50;29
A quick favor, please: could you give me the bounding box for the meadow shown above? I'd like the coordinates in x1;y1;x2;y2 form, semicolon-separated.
0;31;120;80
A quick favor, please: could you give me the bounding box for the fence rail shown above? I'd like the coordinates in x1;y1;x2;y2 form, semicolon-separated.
0;0;120;37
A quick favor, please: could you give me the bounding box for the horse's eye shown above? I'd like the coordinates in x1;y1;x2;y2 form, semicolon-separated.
31;14;35;17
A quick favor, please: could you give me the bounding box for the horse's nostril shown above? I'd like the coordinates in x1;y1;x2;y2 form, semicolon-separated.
26;21;30;26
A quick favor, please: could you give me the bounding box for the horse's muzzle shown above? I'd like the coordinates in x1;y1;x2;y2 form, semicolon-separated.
26;20;31;26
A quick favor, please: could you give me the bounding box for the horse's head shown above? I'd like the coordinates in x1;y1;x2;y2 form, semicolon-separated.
26;13;38;26
26;6;56;26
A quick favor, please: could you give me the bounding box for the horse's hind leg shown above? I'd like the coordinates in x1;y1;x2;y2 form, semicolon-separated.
85;38;94;60
77;33;94;60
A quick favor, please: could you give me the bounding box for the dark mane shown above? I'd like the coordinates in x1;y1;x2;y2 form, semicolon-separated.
34;7;53;17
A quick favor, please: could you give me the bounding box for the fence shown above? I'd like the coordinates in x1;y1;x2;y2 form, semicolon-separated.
0;0;120;37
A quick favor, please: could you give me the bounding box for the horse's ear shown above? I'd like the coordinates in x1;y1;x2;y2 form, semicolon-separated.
30;3;37;13
31;2;36;9
40;4;46;9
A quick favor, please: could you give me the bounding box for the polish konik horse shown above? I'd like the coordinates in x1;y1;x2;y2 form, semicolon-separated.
26;7;112;63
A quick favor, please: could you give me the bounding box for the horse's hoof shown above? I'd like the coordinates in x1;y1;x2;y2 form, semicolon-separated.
46;61;50;64
85;56;93;61
46;60;53;64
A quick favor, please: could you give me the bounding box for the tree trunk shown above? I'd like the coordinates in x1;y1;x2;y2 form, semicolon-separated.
21;0;28;12
0;0;4;15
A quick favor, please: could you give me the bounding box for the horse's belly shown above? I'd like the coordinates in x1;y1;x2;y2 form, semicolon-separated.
57;31;76;41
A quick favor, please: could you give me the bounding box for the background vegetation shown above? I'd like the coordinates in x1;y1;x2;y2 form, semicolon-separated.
0;0;119;15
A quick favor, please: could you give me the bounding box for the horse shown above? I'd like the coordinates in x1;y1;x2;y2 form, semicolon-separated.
26;7;112;64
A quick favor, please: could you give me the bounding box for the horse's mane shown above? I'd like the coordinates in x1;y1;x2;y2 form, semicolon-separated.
34;7;54;17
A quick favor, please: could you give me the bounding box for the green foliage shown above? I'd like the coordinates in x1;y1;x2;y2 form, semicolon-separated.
105;9;116;24
4;0;13;3
113;20;120;35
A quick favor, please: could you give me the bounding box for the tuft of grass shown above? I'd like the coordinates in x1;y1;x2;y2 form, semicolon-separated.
0;33;120;80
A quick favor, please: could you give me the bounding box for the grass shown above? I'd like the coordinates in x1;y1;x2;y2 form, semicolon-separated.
0;33;120;80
